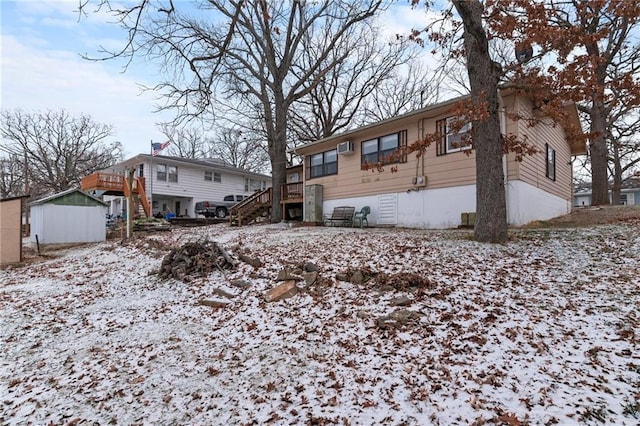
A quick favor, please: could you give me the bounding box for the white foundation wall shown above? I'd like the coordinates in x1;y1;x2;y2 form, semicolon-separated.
322;184;476;229
507;180;571;225
321;180;571;229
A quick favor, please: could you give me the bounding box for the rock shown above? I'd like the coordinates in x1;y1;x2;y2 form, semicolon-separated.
375;309;422;329
265;280;298;302
303;271;318;286
356;310;371;319
211;288;235;299
229;279;252;289
335;272;350;282
198;298;231;308
303;262;317;272
350;270;364;285
390;295;412;306
276;268;302;281
238;253;263;268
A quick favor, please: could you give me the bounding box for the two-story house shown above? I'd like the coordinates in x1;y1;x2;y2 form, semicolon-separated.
81;155;271;218
294;89;586;228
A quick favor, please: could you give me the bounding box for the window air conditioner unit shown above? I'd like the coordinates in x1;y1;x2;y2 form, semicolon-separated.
337;141;354;155
412;176;427;187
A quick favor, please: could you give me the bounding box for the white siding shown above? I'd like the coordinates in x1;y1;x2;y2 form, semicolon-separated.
321;179;570;229
508;180;571;224
30;204;106;244
139;158;271;216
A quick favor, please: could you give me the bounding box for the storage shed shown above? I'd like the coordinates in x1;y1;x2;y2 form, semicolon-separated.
0;195;29;265
30;189;107;245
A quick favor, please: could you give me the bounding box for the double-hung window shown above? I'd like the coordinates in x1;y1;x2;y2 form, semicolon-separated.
204;171;222;182
545;143;556;181
245;178;265;192
446;117;472;153
360;131;407;168
168;165;178;183
307;149;338;179
157;164;167;181
436;117;472;155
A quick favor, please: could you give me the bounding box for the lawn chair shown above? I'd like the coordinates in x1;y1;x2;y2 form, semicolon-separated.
353;206;371;228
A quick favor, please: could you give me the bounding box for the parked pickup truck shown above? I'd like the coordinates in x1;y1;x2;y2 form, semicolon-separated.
195;195;246;218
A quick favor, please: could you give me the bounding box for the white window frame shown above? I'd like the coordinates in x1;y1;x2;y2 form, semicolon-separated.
168;165;178;183
157;164;167;181
446;117;472;153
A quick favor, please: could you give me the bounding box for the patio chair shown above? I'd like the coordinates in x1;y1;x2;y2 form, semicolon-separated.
353;206;371;228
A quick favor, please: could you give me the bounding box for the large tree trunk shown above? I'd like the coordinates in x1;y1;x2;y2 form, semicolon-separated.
590;100;610;205
454;0;508;243
611;141;622;204
268;91;288;223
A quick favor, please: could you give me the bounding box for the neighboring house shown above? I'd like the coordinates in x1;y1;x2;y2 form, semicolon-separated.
574;178;640;206
30;189;107;245
81;155;272;218
0;195;29;265
294;89;586;229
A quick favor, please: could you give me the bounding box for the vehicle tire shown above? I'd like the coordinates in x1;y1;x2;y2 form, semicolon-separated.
216;207;227;218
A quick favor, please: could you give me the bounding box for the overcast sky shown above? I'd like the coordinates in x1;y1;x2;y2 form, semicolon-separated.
1;1;433;158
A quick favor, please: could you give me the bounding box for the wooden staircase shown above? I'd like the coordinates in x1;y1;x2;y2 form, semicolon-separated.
229;188;272;226
81;172;151;217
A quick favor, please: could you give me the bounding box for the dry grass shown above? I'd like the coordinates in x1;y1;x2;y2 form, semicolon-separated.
521;205;640;228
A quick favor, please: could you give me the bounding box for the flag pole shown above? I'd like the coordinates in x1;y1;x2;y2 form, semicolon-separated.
150;140;154;217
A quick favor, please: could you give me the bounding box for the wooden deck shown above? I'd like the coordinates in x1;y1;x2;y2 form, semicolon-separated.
81;172;150;217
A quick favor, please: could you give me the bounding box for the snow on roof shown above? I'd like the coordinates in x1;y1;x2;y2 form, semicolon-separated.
1;223;638;423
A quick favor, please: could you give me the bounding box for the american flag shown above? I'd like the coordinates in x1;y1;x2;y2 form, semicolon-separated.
152;140;171;156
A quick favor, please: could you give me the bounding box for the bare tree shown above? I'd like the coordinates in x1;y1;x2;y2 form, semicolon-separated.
159;125;208;159
365;61;441;122
80;0;387;221
0;109;122;198
608;104;640;203
0;154;25;198
288;21;431;145
209;126;270;174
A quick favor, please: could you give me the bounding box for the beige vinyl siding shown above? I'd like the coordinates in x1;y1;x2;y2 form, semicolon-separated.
304;114;477;201
503;95;521;182
513;97;573;201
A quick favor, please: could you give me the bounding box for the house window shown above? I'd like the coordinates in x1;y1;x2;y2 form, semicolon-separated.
168;165;178;183
308;149;338;178
360;131;407;168
446;117;472;153
436;117;472;155
157;164;167;181
545;144;556;181
245;178;264;192
204;171;221;182
138;164;144;177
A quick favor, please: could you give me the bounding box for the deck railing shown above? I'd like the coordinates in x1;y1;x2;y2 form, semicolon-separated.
80;172;145;194
281;182;303;201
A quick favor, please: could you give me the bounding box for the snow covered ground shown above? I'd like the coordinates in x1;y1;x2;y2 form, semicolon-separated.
1;223;639;425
